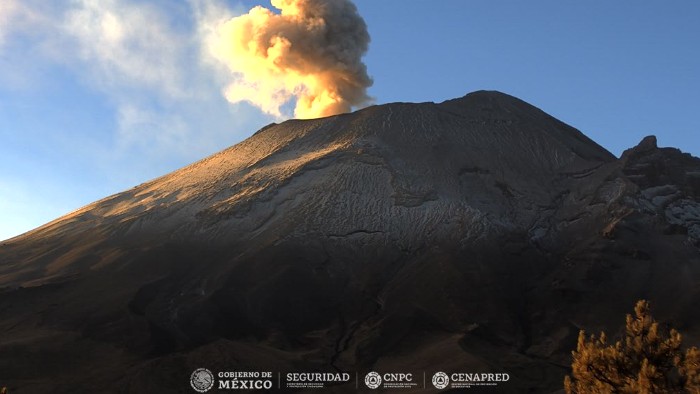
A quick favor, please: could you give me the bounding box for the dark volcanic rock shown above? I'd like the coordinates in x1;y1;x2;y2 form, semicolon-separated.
1;91;698;393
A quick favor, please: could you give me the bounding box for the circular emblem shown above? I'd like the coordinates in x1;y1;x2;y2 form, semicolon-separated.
432;372;449;389
190;368;215;393
364;371;382;389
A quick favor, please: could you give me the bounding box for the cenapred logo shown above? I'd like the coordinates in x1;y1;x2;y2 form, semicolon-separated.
190;368;215;393
432;372;449;389
364;372;382;389
434;371;510;389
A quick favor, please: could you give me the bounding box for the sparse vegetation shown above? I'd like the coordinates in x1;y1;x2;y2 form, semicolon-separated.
565;300;700;393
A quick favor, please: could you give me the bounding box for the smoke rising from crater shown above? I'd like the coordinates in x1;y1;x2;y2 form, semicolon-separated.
209;0;372;119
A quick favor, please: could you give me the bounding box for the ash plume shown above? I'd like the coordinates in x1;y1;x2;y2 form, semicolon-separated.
209;0;372;119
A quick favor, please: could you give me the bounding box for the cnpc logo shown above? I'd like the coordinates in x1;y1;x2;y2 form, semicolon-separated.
364;371;414;389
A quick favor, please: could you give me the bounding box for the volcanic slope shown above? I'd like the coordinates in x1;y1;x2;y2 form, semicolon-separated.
1;91;699;393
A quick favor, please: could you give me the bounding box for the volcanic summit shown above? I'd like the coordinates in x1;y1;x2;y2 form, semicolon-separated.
1;91;699;393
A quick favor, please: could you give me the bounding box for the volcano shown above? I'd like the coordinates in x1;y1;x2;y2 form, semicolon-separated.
1;91;699;393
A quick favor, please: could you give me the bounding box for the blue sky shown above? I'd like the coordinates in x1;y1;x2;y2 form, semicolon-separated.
1;1;699;241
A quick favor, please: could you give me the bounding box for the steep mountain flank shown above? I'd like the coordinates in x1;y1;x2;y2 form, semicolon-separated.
1;91;698;393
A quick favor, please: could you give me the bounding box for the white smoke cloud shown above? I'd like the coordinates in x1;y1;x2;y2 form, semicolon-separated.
60;0;187;99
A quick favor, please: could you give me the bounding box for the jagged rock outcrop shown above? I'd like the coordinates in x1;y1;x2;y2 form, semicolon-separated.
0;91;698;393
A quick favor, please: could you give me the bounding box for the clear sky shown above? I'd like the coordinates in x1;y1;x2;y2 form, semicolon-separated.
1;0;699;241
